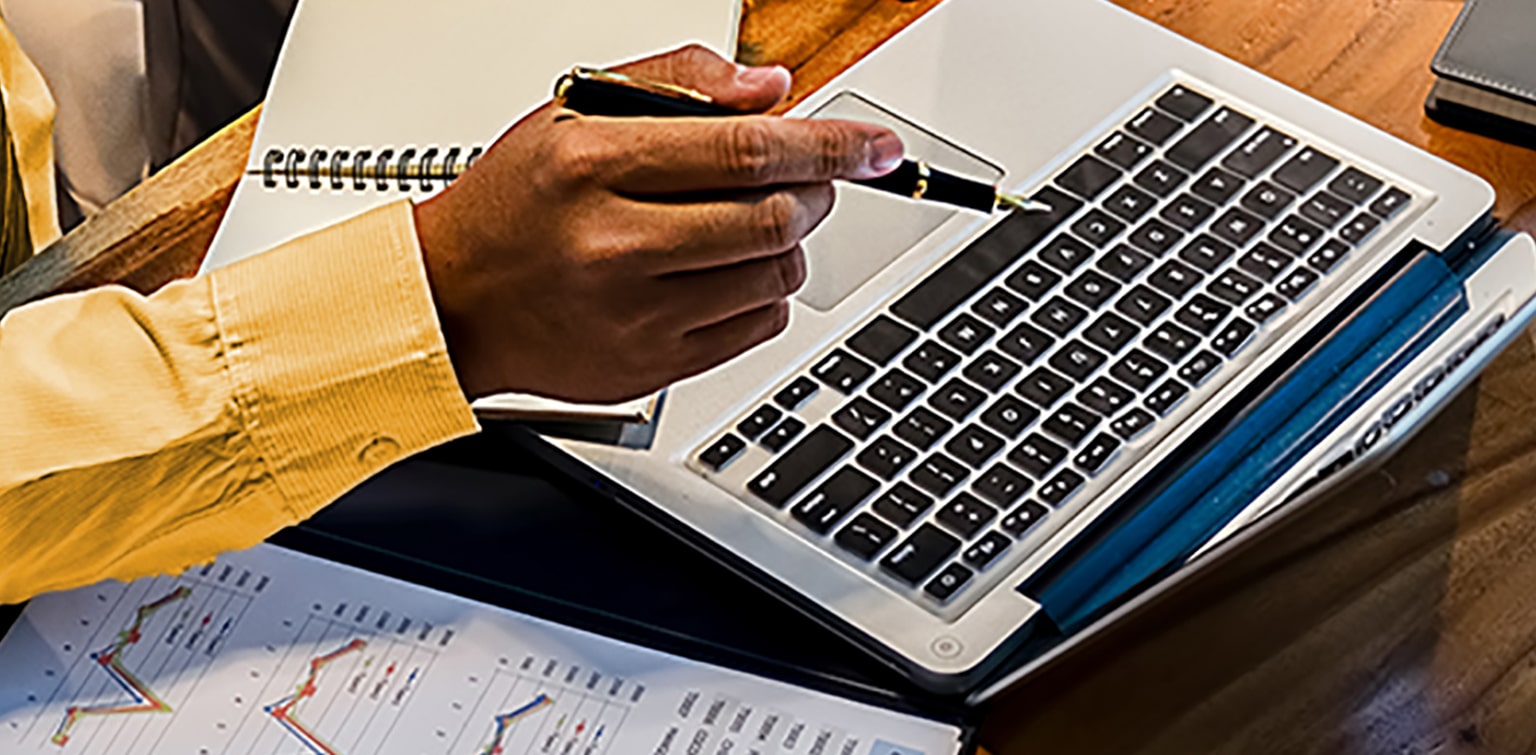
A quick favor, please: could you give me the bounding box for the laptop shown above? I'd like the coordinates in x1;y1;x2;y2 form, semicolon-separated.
518;0;1536;699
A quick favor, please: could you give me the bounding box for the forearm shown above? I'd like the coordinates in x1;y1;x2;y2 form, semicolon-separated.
0;201;478;603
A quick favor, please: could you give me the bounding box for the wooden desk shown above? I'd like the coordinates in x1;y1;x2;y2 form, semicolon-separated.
9;1;1536;752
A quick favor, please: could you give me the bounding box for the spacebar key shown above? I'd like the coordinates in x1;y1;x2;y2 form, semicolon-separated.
890;186;1082;329
748;425;855;508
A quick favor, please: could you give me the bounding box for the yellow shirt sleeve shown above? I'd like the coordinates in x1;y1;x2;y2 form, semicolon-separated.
0;201;480;604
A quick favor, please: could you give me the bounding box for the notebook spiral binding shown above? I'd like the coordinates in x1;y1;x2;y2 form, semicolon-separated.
259;145;486;192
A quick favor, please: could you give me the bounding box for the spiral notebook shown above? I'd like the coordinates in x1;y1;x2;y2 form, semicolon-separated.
200;0;740;424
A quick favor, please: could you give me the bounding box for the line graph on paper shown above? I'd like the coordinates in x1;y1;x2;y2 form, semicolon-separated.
450;655;640;755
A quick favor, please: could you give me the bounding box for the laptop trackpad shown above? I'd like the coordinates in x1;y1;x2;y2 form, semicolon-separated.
799;92;1004;312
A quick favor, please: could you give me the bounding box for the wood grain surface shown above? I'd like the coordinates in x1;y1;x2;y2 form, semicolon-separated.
10;0;1536;752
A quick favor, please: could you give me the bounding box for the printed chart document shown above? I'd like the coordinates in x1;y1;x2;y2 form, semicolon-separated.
0;544;963;755
201;0;740;423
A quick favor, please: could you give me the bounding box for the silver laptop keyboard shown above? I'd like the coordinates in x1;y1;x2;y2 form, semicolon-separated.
690;83;1417;615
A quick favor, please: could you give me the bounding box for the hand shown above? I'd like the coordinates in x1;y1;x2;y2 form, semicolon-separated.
413;44;903;403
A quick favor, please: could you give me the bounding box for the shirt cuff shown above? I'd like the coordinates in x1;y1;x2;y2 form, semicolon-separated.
210;200;479;520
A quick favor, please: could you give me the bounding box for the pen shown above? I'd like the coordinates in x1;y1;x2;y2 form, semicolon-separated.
553;67;1051;215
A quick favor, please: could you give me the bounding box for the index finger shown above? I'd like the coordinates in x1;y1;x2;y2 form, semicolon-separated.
573;115;905;194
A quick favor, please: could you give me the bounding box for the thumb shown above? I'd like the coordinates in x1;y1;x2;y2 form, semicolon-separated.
611;43;791;113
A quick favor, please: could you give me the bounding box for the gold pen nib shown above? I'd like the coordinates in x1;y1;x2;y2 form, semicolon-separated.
995;192;1053;213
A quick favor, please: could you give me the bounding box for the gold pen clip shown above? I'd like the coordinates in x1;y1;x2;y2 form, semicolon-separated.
554;66;717;105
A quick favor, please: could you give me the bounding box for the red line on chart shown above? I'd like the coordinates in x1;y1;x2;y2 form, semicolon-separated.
50;586;192;747
264;638;368;755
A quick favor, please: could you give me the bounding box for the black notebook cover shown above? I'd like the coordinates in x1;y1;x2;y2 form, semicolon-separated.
1427;0;1536;147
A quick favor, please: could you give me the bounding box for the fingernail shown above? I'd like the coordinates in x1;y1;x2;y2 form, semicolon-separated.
735;64;790;89
863;131;905;177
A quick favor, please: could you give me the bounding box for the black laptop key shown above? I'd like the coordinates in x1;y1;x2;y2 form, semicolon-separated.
889;188;1079;329
774;376;818;410
1239;181;1296;220
1071;209;1127;248
1276;266;1321;301
748;425;854;507
1082;312;1140;354
1127;218;1185;256
1030;296;1089;337
1037;468;1086;506
791;466;879;534
963;350;1022;392
903;340;961;382
1009;432;1069;477
1178;350;1223;385
1222;126;1297;177
1191;166;1245;204
894;406;952;451
1299;191;1352;228
1064;271;1122;310
1001;501;1050;538
1370;187;1412;219
1097;245;1155;283
930;378;988;421
1156;85;1214;121
1078;377;1135;416
972;288;1028;326
832;396;891;440
1105;184;1159;223
937;493;999;539
1039;235;1097;274
1042;402;1102;446
998;322;1056;365
1178;234;1237;273
1057;155;1123;200
700;434;747;472
1017;367;1075;408
1208;268;1263;305
1143;322;1199;363
1127;107;1183;145
1174;293;1231;335
857;435;917;480
760;416;805;452
1269;214;1325;255
974;463;1032;507
1074;432;1121;475
1244;293;1287;324
1096;131;1154;169
1160;193;1217;232
963;531;1012;570
1110;348;1168;391
937;313;995;355
1116;285;1173;325
1237;242;1295;282
910;453;969;496
835;514;899;561
882;524;961;585
846;315;918;365
1211;317;1257;357
980;395;1039;439
1327;167;1384;204
1272;147;1339;193
1109;407;1156;441
812;349;875;394
1209;206;1266;247
1049;340;1109;382
737;404;783;440
923;562;974;601
1133;160;1189;197
1144;379;1191;416
1147;259;1203;299
1339;213;1382;245
872;482;934;527
1309;238;1350;273
945;425;1006;468
868;369;925;412
1166;107;1255;171
1005;260;1063;301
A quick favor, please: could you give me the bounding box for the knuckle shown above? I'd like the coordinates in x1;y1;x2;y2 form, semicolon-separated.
755;191;800;251
817;124;866;178
763;301;792;339
722;119;779;185
548;126;608;183
772;247;808;297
